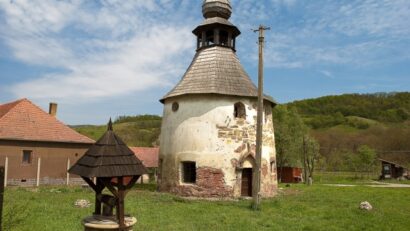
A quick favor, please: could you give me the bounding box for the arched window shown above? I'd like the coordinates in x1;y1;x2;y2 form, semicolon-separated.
234;102;246;119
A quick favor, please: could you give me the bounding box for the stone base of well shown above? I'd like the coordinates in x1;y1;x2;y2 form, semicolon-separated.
82;215;137;231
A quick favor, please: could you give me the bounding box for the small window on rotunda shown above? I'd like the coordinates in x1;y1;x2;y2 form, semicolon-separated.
181;161;196;184
172;102;179;112
270;160;276;172
234;102;246;119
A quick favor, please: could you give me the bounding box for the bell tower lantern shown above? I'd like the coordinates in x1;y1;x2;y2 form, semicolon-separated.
193;0;240;50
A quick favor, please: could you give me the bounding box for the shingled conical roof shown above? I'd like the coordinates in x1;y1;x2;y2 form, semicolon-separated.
69;119;148;178
161;46;275;103
160;1;275;104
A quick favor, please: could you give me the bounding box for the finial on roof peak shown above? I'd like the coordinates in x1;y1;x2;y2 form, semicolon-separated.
202;0;232;19
108;118;113;131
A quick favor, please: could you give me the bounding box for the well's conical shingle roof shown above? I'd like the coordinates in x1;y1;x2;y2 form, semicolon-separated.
69;120;148;178
161;46;275;103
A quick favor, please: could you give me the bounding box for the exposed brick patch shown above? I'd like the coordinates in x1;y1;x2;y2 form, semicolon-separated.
261;182;277;197
171;167;233;197
262;163;268;177
231;158;239;168
234;143;246;153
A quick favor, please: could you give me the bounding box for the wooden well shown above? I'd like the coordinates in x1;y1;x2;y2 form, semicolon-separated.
69;119;147;231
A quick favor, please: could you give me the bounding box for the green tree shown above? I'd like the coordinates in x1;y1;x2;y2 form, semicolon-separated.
303;136;320;185
273;105;323;183
273;105;306;182
356;145;377;176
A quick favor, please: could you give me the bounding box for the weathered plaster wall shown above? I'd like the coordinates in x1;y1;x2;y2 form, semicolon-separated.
158;94;277;197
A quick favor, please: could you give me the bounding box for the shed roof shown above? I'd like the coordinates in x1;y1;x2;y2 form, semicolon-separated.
68;121;148;177
161;46;275;104
130;147;159;168
379;158;408;169
0;98;94;144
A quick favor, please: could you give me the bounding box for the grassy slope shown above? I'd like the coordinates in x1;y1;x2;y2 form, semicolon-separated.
4;183;410;231
73;121;160;147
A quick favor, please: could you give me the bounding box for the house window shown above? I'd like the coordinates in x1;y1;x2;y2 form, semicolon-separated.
234;102;246;119
22;150;32;164
182;161;196;183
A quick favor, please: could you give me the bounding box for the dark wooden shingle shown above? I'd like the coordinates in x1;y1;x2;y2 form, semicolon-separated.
69;120;148;177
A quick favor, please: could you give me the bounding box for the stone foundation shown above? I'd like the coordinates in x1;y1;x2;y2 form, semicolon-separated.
6;177;85;186
170;167;233;197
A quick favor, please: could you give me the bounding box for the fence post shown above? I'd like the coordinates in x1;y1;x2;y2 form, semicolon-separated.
36;157;41;187
0;166;4;228
4;157;8;187
66;158;70;185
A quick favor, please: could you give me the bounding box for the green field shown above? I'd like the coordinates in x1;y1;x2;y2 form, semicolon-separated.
4;180;410;231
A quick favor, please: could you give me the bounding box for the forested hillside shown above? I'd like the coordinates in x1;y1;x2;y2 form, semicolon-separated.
288;92;410;129
281;92;410;170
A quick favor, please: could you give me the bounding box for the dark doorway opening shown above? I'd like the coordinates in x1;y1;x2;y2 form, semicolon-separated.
241;168;253;197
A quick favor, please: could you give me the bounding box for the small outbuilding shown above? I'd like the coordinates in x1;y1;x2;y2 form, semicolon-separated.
130;147;159;183
277;166;303;183
379;158;409;180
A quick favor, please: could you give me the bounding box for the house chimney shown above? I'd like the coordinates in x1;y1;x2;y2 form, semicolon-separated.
49;103;57;116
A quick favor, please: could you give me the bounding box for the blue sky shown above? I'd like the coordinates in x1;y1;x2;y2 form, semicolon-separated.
0;0;409;125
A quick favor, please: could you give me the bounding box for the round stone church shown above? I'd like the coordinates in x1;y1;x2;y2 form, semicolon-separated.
158;0;277;198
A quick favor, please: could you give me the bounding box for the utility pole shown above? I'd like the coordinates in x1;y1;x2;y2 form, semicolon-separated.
252;25;270;210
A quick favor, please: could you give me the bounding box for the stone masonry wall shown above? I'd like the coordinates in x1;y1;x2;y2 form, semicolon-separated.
170;167;233;197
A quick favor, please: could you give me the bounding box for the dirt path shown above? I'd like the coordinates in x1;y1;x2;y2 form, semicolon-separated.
367;181;410;188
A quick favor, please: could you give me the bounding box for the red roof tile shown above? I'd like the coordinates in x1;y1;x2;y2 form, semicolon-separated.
0;98;94;144
130;147;159;168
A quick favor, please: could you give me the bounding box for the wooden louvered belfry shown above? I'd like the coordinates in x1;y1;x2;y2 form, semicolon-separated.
69;119;147;230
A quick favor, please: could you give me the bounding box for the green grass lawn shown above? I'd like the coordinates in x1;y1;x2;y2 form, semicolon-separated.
313;171;380;184
3;183;410;231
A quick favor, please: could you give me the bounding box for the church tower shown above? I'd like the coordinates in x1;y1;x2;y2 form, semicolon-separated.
158;0;277;198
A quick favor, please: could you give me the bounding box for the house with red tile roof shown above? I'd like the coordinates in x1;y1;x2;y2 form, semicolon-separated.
130;147;159;183
0;98;94;186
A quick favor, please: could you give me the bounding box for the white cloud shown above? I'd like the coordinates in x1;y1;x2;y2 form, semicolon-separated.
235;0;410;69
319;70;334;78
0;0;195;103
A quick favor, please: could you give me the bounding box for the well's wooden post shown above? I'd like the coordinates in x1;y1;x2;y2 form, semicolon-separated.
94;180;103;215
117;177;125;230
